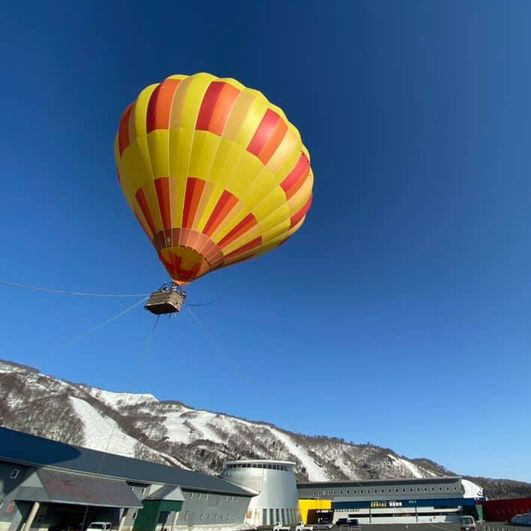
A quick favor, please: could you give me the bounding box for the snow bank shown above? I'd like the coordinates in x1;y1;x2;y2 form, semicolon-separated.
70;396;138;456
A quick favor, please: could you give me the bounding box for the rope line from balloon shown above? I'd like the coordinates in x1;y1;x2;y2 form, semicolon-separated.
52;297;148;353
186;307;254;385
0;278;222;309
0;279;150;298
90;309;158;515
187;296;222;307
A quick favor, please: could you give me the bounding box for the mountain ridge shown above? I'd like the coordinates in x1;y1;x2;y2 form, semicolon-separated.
0;359;529;499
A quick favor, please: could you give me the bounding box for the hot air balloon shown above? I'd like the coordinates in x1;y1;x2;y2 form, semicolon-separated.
114;73;313;314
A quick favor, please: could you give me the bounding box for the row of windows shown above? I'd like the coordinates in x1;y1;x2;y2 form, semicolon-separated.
312;485;456;496
226;463;292;471
181;512;236;521
184;492;237;502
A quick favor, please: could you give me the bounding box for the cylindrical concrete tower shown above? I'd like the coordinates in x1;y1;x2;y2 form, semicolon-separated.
220;460;300;527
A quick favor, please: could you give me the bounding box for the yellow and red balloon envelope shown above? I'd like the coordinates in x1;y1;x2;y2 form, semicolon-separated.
115;73;313;285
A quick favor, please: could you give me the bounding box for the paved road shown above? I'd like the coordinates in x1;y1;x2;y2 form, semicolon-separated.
261;525;529;531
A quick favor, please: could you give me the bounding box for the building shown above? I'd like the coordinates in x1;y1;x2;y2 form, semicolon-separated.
220;460;300;527
0;428;254;531
298;500;332;526
481;498;531;523
298;477;481;524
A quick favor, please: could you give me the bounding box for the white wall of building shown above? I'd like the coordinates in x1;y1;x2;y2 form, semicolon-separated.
220;460;300;527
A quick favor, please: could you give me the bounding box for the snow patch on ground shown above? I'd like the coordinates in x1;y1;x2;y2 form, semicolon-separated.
462;478;484;499
87;388;157;409
190;411;224;443
269;428;330;481
164;410;225;444
164;412;194;443
70;396;138;456
397;457;424;478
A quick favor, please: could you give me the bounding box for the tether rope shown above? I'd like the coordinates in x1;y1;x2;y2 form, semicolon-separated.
0;279;149;298
53;297;148;353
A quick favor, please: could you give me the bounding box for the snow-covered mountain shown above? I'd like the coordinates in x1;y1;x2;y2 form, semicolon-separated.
0;359;528;499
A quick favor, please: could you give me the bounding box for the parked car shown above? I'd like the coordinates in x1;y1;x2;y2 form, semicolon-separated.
347;519;360;530
295;523;314;531
86;523;112;531
273;523;291;531
459;516;476;531
335;518;360;529
511;512;531;526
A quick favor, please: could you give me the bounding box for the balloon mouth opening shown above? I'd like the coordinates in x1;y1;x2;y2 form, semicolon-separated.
155;228;225;285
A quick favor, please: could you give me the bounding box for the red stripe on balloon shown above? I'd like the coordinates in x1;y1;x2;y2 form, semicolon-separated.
224;237;262;260
259;118;288;163
182;177;206;229
209;83;240;134
203;190;239;236
118;104;133;156
196;82;225;131
154;177;172;230
280;153;310;199
290;195;312;228
247;109;285;163
146;78;181;133
197;82;240;135
218;214;257;249
135;188;157;236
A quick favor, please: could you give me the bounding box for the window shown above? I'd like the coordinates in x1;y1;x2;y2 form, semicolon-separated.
10;469;19;480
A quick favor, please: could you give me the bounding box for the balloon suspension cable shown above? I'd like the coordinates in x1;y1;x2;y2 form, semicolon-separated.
0;279;149;298
52;297;148;354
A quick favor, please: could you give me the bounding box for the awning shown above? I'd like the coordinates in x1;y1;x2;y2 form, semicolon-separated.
16;468;142;508
146;485;184;502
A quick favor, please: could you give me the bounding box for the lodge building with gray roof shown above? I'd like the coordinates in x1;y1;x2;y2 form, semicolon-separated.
0;428;254;531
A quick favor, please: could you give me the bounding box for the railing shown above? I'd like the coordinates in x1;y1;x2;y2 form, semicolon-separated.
480;523;531;531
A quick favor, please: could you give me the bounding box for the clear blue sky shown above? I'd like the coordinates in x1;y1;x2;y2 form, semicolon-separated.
1;1;530;482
